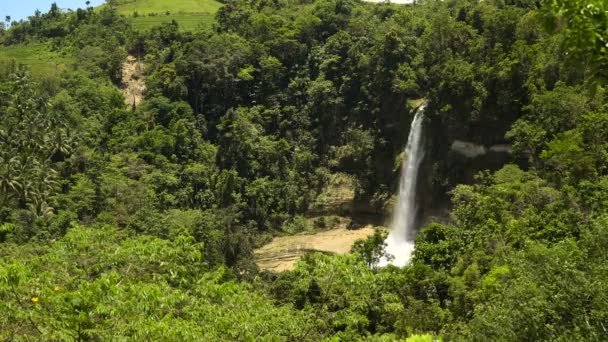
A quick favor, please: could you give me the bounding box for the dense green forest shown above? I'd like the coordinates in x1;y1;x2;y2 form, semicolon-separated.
1;0;607;339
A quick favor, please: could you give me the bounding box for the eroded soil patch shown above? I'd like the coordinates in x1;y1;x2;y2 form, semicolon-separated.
122;55;145;107
254;223;375;272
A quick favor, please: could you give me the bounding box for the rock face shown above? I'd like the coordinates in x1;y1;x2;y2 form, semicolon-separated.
450;140;487;158
412;108;519;230
450;140;512;158
489;144;512;153
445;140;514;186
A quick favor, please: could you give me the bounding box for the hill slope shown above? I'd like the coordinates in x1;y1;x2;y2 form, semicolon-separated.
109;0;223;31
0;44;72;78
114;0;222;14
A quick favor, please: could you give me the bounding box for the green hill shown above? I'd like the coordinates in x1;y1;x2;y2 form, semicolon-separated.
109;0;223;31
114;0;222;14
0;44;73;78
3;0;608;340
0;0;224;77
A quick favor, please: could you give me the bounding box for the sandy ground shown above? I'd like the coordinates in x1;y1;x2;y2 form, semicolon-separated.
122;55;145;107
254;224;376;272
255;173;381;272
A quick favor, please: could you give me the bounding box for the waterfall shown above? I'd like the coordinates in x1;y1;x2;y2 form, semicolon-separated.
379;104;426;267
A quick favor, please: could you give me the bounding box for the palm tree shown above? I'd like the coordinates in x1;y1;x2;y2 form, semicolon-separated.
0;152;21;207
0;72;74;219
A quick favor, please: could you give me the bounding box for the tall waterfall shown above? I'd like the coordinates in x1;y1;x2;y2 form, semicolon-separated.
380;104;426;267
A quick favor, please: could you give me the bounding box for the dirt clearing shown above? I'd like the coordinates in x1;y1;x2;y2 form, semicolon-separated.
254;224;375;272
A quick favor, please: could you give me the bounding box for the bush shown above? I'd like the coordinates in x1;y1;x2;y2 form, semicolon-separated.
281;215;312;234
314;215;341;229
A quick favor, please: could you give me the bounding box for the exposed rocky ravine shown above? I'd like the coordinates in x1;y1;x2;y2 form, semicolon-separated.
122;55;145;107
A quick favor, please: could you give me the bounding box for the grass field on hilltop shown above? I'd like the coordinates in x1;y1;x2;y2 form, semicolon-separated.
0;44;73;77
106;0;223;31
130;13;216;31
114;0;222;15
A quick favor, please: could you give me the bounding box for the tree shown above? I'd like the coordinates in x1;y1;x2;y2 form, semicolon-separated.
352;228;391;267
106;0;118;9
49;3;59;18
542;0;608;82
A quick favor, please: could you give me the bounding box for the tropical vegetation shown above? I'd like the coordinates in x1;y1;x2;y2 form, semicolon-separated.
0;0;607;339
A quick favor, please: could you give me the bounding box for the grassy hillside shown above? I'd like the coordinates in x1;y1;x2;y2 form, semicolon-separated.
114;0;222;14
0;44;72;78
110;0;223;31
130;13;216;31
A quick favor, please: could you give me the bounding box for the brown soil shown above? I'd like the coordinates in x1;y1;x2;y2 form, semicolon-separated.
122;55;145;107
254;223;375;272
255;173;382;272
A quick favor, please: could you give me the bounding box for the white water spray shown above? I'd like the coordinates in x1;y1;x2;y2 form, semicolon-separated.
380;104;426;267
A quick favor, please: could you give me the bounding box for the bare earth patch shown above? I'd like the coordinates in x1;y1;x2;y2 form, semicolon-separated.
122;55;145;107
255;224;375;272
255;172;381;272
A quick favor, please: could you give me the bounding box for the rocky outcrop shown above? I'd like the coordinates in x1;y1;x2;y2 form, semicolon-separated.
413;109;519;229
450;140;487;158
450;140;512;158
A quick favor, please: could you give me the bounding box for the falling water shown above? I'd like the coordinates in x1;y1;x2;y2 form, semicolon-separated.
379;104;426;267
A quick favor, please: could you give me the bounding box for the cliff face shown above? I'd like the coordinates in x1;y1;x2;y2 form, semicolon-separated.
414;106;523;229
368;103;522;231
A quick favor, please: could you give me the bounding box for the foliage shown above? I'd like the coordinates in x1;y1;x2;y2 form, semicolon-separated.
1;0;608;340
352;228;391;267
541;0;608;82
0;226;315;340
